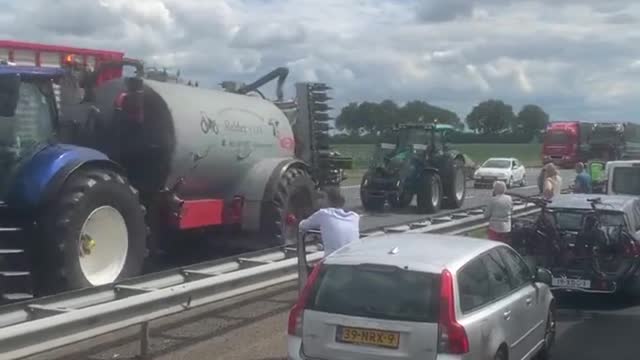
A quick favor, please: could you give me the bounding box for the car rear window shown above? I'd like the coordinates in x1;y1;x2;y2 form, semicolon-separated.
612;167;640;195
553;210;626;231
307;264;440;323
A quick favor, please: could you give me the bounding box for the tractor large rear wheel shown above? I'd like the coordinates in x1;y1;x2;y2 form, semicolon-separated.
261;166;316;247
36;167;147;296
417;172;442;214
442;158;466;209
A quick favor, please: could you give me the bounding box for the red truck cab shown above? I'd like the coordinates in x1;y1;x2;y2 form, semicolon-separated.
542;121;591;168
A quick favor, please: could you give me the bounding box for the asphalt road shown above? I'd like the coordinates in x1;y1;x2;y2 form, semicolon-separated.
347;167;571;231
31;166;629;360
40;283;640;360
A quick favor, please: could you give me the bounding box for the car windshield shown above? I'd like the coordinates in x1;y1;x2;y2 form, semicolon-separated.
307;263;440;323
482;159;511;169
611;167;640;195
553;210;626;231
545;131;569;144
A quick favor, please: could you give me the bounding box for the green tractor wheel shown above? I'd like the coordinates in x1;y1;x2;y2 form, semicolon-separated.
417;171;442;214
360;172;385;211
390;181;413;209
442;158;466;209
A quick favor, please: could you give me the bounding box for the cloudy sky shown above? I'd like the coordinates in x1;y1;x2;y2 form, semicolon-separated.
1;0;640;122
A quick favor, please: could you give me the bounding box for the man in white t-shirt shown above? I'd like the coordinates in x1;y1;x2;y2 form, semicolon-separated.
299;187;360;257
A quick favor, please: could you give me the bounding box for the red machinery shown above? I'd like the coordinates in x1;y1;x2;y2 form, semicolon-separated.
0;39;125;85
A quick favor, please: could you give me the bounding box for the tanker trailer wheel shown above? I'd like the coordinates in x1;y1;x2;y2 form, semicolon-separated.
442;158;466;209
417;171;442;214
262;166;316;247
35;168;147;295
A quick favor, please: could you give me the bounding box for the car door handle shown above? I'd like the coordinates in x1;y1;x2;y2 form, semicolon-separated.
525;297;533;306
503;310;512;320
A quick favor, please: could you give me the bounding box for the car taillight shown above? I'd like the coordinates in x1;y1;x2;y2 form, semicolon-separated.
438;269;469;354
287;262;323;336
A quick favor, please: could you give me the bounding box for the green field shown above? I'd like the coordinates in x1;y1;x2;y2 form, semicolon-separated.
335;143;542;170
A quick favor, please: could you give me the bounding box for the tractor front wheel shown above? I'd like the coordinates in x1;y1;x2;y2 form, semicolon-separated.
360;172;385;211
36;167;147;296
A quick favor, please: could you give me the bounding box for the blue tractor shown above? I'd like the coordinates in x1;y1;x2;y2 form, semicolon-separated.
0;64;148;301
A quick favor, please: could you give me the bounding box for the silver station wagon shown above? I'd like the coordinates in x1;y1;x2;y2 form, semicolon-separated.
287;233;556;360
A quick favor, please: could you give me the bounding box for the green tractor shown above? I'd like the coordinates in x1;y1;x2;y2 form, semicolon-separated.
360;123;467;213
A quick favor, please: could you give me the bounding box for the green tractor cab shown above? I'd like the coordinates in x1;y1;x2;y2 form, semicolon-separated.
360;123;467;213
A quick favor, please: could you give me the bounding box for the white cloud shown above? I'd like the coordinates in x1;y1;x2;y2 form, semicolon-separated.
1;0;640;121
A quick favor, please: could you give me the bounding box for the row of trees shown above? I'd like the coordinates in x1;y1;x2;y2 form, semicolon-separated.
334;100;463;134
334;99;549;137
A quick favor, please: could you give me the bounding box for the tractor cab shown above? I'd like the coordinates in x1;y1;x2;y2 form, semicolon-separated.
0;66;64;200
371;123;445;174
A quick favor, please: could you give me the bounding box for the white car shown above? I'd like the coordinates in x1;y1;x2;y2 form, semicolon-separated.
287;233;556;360
473;157;526;189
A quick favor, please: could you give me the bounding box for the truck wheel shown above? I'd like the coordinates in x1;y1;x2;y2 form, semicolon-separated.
36;168;147;295
417;172;442;214
442;159;466;209
263;167;316;247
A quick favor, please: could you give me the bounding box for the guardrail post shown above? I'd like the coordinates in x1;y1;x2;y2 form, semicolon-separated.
139;322;150;359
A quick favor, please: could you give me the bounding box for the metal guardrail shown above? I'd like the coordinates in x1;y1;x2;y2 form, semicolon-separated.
0;196;546;360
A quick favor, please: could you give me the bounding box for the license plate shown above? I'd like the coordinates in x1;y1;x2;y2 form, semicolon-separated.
483;177;496;181
336;326;400;349
552;277;591;289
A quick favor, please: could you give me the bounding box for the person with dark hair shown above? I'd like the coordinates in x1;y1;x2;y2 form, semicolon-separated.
299;187;360;257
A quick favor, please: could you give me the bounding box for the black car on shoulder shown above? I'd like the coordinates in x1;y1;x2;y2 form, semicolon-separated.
511;193;640;297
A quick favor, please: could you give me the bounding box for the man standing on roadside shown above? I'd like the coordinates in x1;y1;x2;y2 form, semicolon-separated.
299;187;360;257
573;162;592;194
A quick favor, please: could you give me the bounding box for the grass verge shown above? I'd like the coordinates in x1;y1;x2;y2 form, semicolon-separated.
334;143;542;169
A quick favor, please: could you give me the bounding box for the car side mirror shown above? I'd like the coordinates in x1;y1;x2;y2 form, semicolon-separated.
0;74;20;117
534;267;553;285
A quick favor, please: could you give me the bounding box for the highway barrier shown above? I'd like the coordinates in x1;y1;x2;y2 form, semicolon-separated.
0;197;545;359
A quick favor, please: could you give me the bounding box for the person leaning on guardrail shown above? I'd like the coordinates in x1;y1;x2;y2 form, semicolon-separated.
298;186;360;257
484;181;513;244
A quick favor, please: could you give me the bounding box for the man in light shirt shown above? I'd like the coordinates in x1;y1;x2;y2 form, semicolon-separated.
484;181;513;244
299;187;360;257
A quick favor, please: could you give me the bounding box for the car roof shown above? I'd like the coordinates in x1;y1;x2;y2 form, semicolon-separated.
547;193;637;211
0;65;66;79
324;233;502;274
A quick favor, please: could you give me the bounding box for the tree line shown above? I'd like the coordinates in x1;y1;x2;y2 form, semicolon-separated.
334;99;549;140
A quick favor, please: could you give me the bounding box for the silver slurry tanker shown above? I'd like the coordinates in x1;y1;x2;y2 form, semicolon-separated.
0;61;344;301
